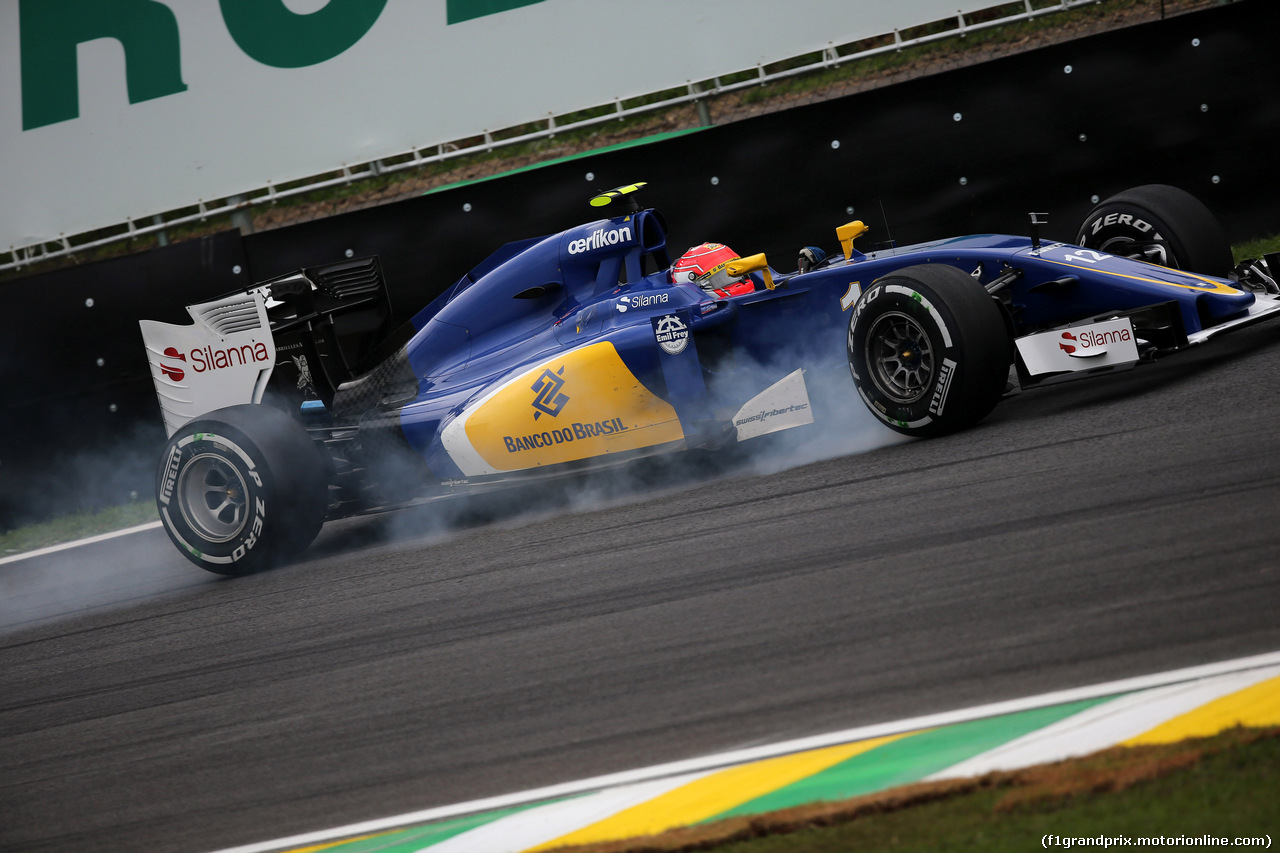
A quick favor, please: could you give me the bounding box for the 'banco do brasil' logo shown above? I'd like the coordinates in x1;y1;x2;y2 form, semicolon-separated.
531;366;568;420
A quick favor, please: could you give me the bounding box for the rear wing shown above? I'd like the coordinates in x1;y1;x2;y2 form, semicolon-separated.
139;290;276;437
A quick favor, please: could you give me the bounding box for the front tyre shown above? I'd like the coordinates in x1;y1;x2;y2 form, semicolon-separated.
847;264;1011;438
1075;184;1232;277
156;405;327;575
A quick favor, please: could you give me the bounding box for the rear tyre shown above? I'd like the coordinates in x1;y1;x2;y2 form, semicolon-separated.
156;404;327;575
1075;184;1232;277
847;264;1011;438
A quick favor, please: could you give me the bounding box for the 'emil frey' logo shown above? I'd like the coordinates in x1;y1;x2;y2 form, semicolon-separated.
531;366;569;420
653;314;689;355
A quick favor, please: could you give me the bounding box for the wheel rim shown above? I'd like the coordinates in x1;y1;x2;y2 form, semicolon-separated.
865;311;935;404
1095;235;1175;267
176;453;249;543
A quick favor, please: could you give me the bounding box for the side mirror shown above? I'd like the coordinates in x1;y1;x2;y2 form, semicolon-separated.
836;220;869;260
725;253;776;290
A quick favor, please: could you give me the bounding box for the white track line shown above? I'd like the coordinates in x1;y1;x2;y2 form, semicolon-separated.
205;649;1280;853
0;521;162;566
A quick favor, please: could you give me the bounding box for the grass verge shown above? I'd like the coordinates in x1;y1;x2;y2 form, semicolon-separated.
1232;234;1280;264
0;499;156;557
547;726;1279;853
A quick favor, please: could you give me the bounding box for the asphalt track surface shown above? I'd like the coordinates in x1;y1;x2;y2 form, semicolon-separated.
3;321;1280;853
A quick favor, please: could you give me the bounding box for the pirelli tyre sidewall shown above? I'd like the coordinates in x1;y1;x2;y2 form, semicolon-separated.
155;404;327;575
847;264;1011;438
1075;184;1233;277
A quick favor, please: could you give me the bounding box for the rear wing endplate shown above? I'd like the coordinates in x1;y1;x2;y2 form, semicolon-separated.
139;290;276;436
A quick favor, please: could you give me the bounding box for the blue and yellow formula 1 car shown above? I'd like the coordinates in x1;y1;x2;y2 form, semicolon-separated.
140;183;1280;573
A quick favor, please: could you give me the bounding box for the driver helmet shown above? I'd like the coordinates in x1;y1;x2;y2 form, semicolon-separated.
670;243;755;297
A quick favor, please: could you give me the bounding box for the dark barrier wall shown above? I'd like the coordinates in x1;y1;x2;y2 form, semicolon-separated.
2;0;1277;527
